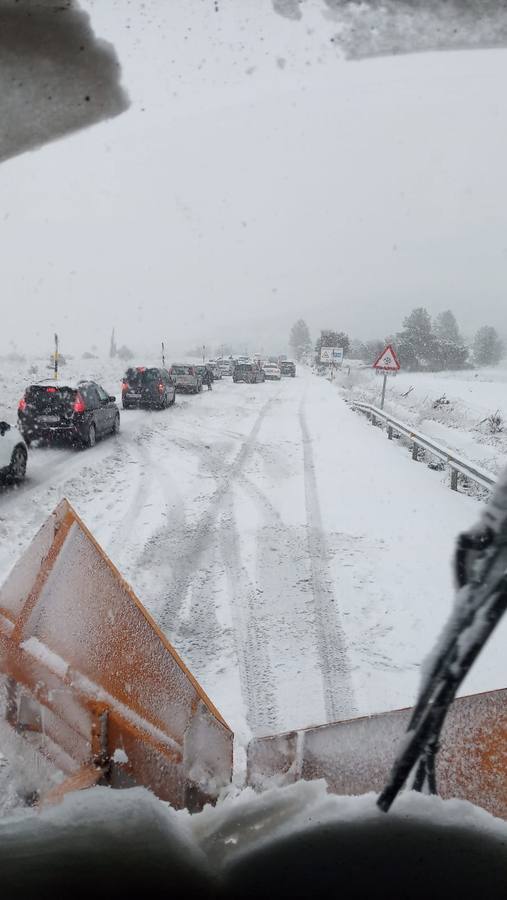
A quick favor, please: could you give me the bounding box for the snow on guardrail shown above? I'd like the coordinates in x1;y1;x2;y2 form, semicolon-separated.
351;401;497;492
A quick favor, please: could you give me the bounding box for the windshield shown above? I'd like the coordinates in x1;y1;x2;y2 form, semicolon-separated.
2;0;507;866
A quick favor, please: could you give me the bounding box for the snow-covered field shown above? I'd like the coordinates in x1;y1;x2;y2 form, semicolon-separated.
337;362;507;478
1;359;505;775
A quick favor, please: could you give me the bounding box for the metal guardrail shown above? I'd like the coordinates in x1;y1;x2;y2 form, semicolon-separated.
352;401;497;492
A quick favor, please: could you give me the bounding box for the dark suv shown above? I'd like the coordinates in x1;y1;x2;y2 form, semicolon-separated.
121;367;176;409
18;380;120;448
280;361;296;377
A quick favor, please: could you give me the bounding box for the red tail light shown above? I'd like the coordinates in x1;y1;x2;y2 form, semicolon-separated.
18;398;26;412
46;387;56;393
122;382;129;393
158;383;164;392
73;393;86;414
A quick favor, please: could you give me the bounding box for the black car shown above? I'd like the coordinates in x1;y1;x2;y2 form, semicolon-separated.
18;380;120;448
121;367;176;409
233;363;265;384
280;361;296;377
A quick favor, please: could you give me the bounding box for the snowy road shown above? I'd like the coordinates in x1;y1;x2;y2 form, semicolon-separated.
1;369;505;753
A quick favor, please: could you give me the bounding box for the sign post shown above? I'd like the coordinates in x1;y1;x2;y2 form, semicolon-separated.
380;371;388;410
372;344;400;409
161;342;165;368
53;333;59;381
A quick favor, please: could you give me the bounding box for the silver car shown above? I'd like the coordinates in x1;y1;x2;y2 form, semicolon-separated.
0;421;27;483
208;362;222;380
170;364;203;394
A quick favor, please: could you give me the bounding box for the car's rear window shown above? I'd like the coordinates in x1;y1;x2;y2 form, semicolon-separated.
172;366;191;375
125;368;161;386
25;385;76;409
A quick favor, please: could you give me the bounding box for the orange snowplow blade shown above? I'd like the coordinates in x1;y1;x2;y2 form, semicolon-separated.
0;500;233;810
247;690;507;820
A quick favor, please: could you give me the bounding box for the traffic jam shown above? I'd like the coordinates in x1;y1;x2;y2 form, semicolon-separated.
0;356;296;485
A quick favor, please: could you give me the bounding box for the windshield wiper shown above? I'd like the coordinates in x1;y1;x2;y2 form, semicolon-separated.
378;468;507;811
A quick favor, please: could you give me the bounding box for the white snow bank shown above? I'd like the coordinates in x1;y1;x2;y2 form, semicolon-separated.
337;364;507;478
0;780;506;897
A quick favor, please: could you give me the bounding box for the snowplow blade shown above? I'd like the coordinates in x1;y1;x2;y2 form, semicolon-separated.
0;500;233;810
247;689;507;820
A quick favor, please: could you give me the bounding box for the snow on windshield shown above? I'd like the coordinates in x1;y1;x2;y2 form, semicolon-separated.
1;0;507;838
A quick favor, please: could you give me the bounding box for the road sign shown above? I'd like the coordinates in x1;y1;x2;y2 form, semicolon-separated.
373;344;400;372
373;344;400;409
320;346;344;364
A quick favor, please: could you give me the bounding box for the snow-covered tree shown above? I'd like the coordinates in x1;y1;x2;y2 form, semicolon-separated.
434;310;461;344
473;326;504;366
396;307;441;370
364;339;385;364
401;308;433;355
348;339;368;360
396;308;469;371
289;319;312;361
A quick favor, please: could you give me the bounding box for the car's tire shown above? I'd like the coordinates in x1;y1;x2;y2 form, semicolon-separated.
112;413;120;435
169;392;176;406
85;423;96;448
9;445;27;483
122;402;131;410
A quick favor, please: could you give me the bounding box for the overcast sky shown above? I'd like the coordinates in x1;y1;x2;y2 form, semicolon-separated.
1;0;507;358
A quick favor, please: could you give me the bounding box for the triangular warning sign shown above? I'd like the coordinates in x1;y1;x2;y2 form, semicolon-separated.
372;344;400;371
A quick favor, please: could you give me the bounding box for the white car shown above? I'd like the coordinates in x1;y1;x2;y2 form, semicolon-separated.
0;421;27;483
262;364;282;381
208;361;222;380
170;364;203;394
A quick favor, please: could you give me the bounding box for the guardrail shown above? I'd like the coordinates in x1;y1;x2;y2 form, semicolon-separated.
351;401;497;493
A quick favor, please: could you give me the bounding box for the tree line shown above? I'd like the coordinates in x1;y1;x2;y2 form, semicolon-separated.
290;309;505;371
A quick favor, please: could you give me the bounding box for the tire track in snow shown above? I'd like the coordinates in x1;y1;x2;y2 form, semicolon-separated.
158;396;276;629
299;397;355;721
218;502;279;734
105;425;165;565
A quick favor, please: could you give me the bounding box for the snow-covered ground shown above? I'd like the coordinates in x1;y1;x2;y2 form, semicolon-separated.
1;359;504;779
337;362;507;478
